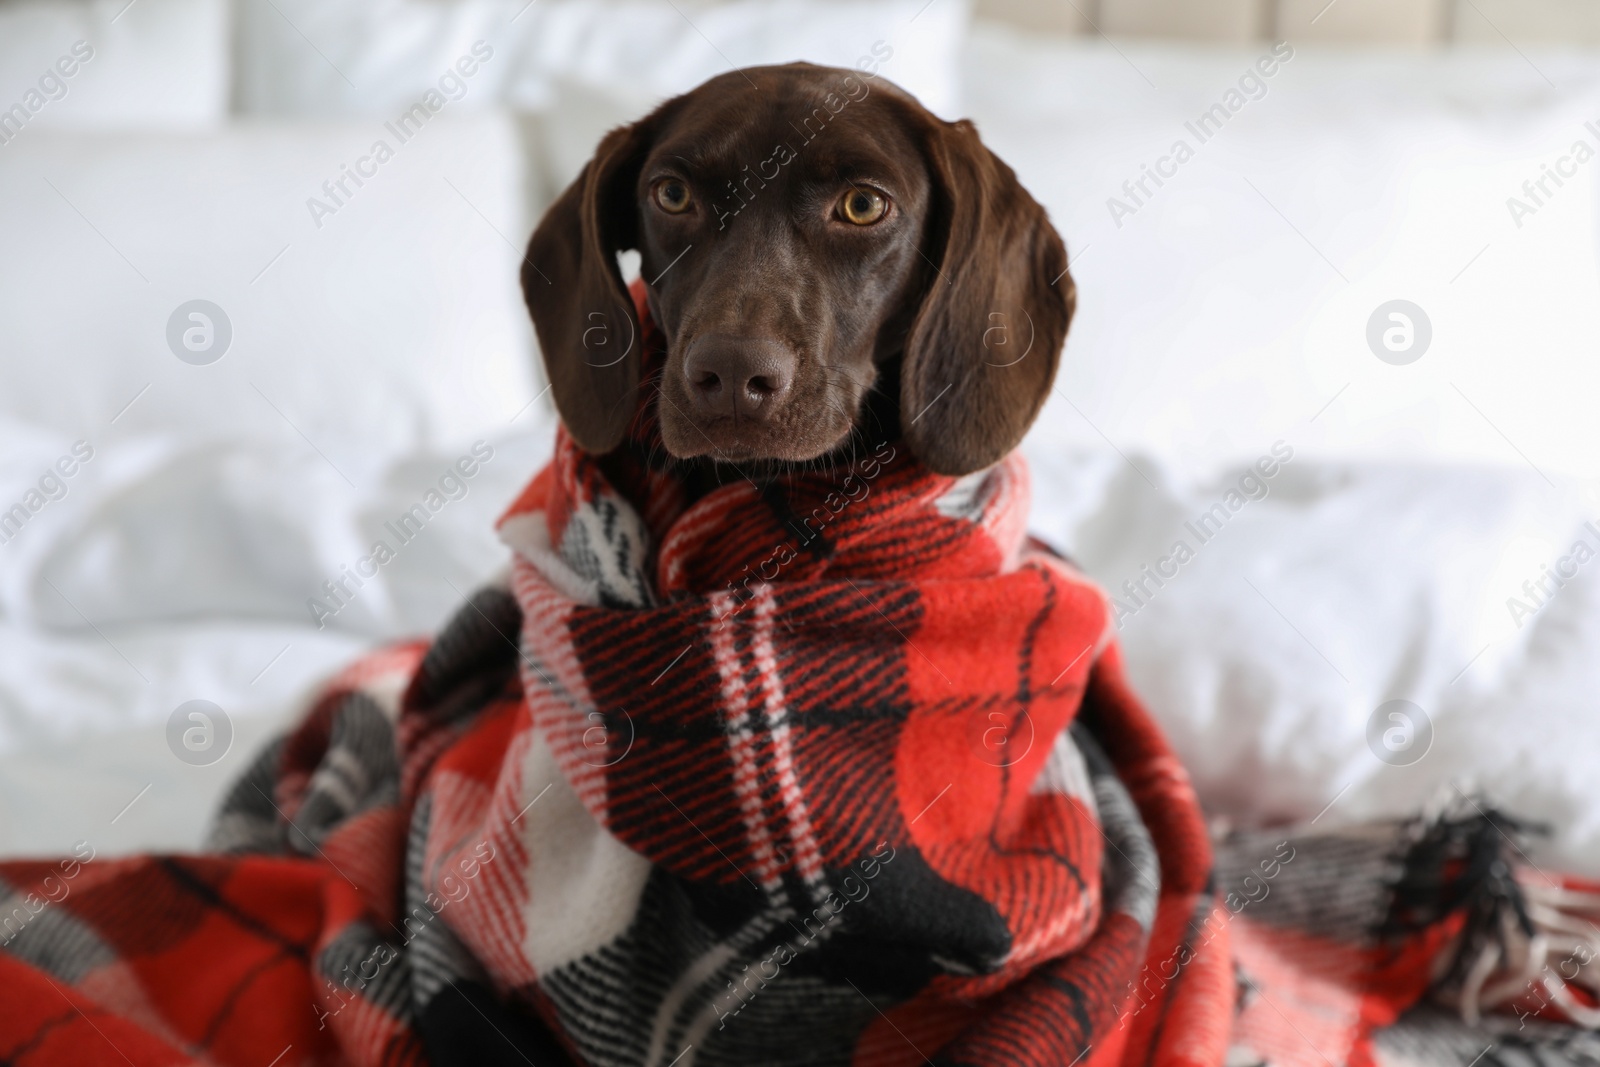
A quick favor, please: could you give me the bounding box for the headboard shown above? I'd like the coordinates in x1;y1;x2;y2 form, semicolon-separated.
975;0;1600;45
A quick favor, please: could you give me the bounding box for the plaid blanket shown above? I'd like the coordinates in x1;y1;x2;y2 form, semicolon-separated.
2;296;1596;1067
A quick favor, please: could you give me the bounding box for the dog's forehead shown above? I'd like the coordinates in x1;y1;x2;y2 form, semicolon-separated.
646;65;927;187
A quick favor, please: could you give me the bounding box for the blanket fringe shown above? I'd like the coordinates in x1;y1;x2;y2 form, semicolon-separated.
1407;801;1600;1029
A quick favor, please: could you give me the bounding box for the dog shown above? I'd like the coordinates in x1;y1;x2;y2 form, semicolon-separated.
475;61;1090;1067
522;61;1075;478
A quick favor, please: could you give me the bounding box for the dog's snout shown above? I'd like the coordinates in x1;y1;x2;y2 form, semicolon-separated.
682;336;796;420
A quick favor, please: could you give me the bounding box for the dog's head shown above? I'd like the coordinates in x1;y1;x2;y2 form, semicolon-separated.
522;62;1074;476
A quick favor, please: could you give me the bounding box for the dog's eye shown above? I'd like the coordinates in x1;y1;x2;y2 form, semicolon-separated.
654;179;693;214
838;188;888;226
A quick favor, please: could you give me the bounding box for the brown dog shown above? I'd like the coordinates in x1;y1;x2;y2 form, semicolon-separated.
523;63;1075;477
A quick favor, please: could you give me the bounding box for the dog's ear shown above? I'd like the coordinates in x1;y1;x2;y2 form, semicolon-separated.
523;120;656;454
901;118;1074;476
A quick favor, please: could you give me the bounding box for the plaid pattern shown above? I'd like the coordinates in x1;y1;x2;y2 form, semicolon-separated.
1216;813;1600;1067
0;289;1591;1066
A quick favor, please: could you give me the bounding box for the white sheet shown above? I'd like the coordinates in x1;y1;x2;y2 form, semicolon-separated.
0;620;367;856
6;435;1593;876
1023;443;1600;875
0;426;559;857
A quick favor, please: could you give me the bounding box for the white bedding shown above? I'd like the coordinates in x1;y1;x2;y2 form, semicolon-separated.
7;434;1598;876
3;7;1598;875
964;28;1600;482
0;619;366;856
1026;447;1600;875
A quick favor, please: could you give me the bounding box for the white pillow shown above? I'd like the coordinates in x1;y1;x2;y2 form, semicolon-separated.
233;0;968;120
0;116;537;459
969;29;1600;483
0;0;228;131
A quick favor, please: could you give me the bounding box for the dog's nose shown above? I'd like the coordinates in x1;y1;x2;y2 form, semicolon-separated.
682;336;796;420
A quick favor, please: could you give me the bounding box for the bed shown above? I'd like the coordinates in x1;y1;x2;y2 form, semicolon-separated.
1;0;1597;879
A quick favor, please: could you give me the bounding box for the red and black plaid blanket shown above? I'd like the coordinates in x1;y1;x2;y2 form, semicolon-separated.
3;295;1597;1067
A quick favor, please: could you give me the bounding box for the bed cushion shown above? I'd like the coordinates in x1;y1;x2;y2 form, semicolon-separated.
232;0;968;120
968;28;1600;483
0;0;228;131
0;115;536;459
